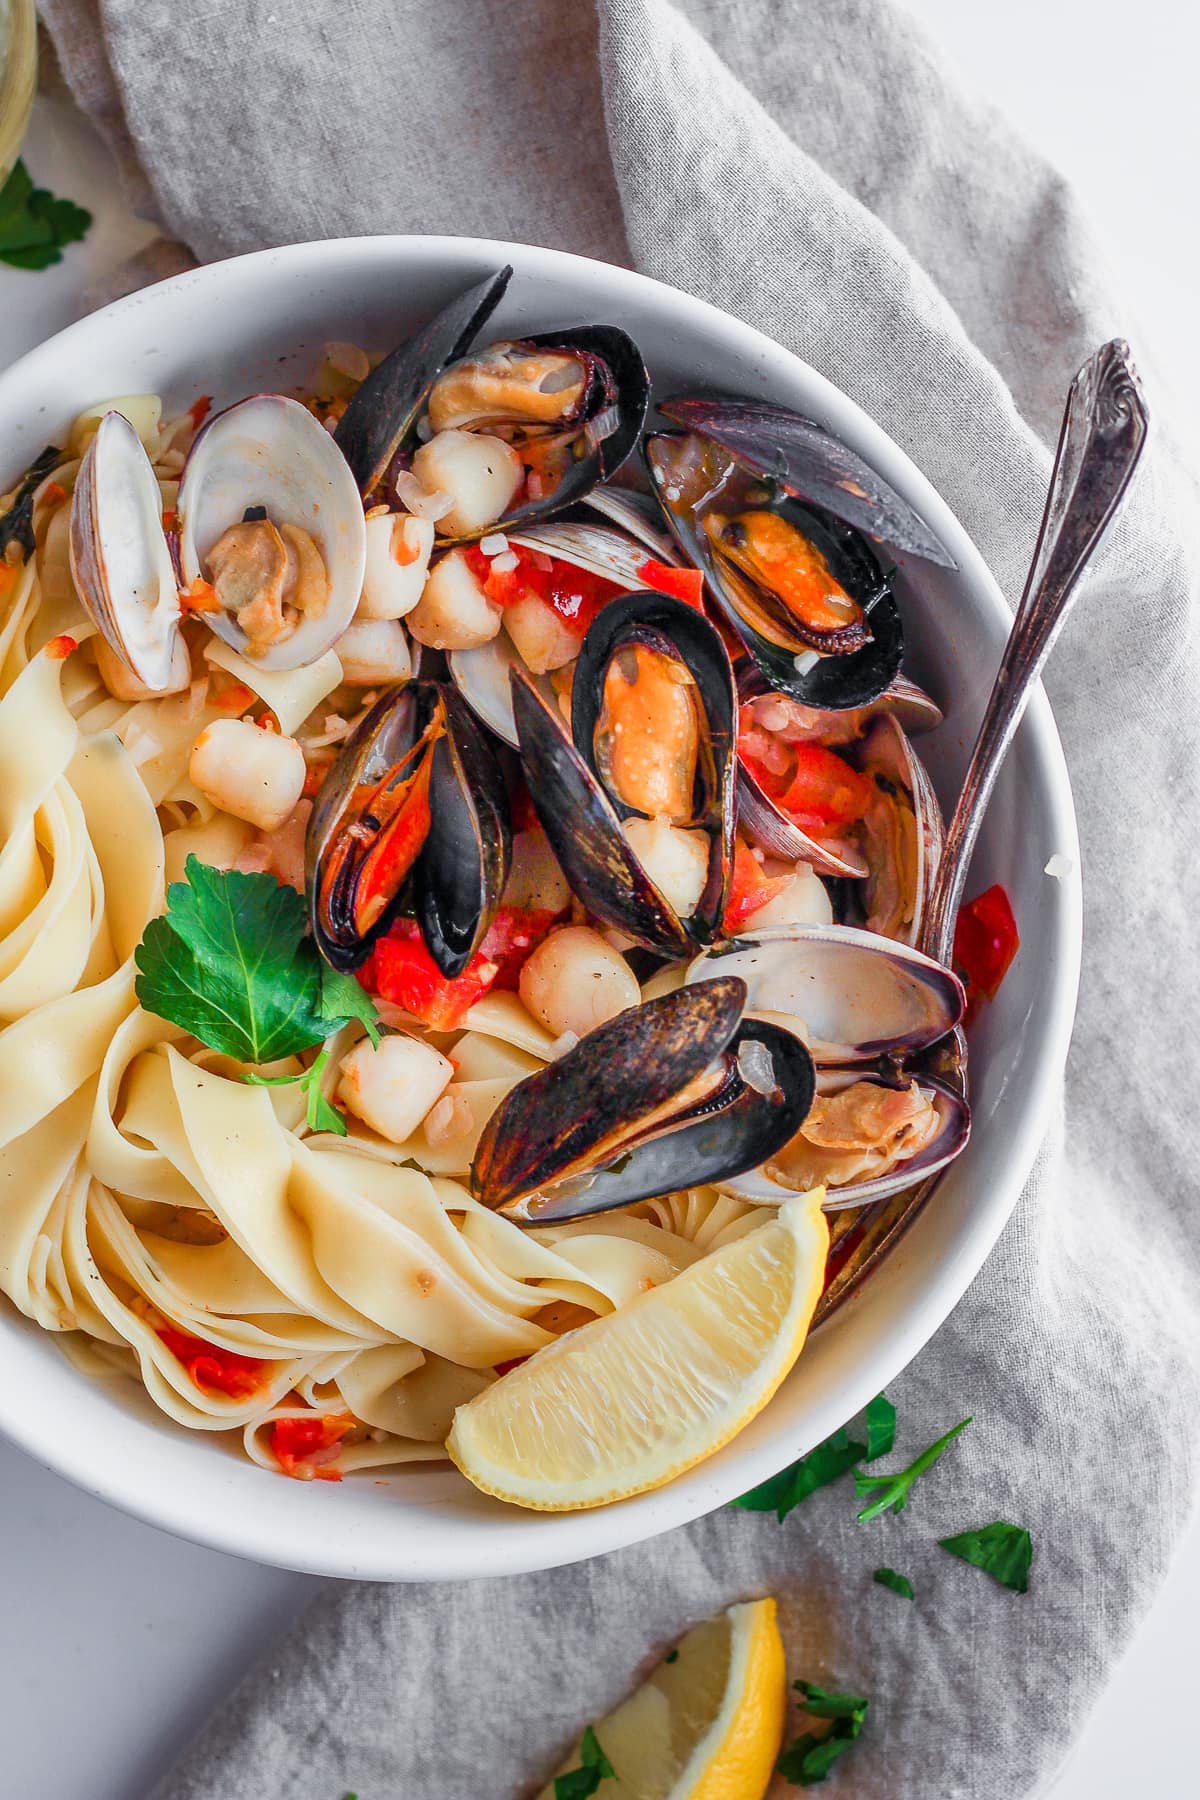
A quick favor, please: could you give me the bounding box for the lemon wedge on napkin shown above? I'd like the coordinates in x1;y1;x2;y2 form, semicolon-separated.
447;1189;828;1511
534;1597;786;1800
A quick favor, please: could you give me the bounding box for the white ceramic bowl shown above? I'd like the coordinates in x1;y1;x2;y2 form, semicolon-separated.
0;237;1081;1581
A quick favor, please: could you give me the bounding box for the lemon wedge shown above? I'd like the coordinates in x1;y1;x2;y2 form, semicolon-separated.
447;1188;828;1511
534;1598;786;1800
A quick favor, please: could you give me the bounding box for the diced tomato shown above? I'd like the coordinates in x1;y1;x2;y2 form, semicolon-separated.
494;1356;530;1377
43;634;78;661
303;754;334;797
953;884;1019;1019
41;481;68;507
162;508;178;533
156;1323;267;1400
362;905;563;1030
724;841;793;932
637;558;705;611
270;1412;355;1481
739;726;872;837
211;677;256;714
0;565;15;597
189;394;213;431
462;543;624;633
180;577;222;614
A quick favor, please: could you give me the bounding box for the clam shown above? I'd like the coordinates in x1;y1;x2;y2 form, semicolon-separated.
177;394;366;671
685;924;968;1207
333;267;651;538
306;679;511;976
512;592;736;956
447;518;676;745
69;411;182;692
851;714;944;946
645;397;955;709
471;974;815;1222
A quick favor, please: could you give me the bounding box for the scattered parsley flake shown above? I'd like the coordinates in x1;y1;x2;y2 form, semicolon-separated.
554;1723;616;1799
778;1680;870;1786
0;160;92;271
873;1566;914;1599
134;857;378;1065
733;1392;893;1519
664;1648;679;1664
938;1520;1033;1593
853;1416;972;1522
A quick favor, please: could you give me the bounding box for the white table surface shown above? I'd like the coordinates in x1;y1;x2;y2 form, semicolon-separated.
2;8;1197;1795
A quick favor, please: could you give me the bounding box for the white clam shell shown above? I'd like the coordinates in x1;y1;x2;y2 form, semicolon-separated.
69;411;182;692
178;394;366;672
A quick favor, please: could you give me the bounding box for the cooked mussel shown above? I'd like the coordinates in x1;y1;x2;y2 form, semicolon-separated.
685;924;969;1207
306;679;510;975
645;398;947;708
512;592;735;956
333;267;650;539
471;974;815;1222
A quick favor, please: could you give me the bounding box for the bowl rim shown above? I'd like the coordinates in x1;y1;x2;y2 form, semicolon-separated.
0;232;1082;1580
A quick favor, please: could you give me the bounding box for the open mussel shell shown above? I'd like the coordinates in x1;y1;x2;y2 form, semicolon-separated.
448;519;667;746
510;593;735;955
686;923;965;1063
470;975;816;1223
178;394;366;672
658;397;955;570
334;266;513;499
306;678;510;976
69;411;182;691
849;714;944;947
645;426;904;709
718;1070;970;1212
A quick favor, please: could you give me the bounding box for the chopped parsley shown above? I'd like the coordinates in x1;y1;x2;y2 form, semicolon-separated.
245;1045;348;1135
853;1416;972;1522
0;160;92;271
777;1680;869;1786
733;1392;894;1520
664;1648;679;1664
554;1724;616;1799
134;857;379;1064
872;1566;914;1599
939;1521;1033;1593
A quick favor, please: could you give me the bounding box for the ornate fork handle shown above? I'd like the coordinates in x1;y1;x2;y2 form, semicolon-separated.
921;339;1150;967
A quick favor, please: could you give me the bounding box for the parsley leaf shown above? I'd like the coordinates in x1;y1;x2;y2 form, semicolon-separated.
938;1520;1033;1593
873;1566;914;1599
0;160;92;271
733;1392;894;1519
864;1392;896;1461
853;1416;972;1522
320;964;382;1046
554;1724;616;1799
733;1426;865;1519
134;857;378;1064
778;1680;869;1786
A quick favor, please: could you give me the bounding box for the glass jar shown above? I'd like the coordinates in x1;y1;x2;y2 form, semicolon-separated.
0;0;37;188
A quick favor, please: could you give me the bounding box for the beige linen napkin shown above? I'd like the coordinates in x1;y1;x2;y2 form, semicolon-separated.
33;2;1200;1795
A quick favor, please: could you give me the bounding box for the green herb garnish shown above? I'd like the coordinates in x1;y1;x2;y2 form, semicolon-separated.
664;1648;679;1664
0;444;62;558
853;1416;971;1522
245;1045;348;1135
777;1681;869;1786
938;1520;1032;1593
554;1724;616;1799
0;160;92;271
864;1392;896;1460
872;1566;914;1599
134;857;379;1063
733;1392;893;1520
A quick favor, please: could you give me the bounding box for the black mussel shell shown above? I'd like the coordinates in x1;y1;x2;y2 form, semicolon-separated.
511;662;690;958
0;444;62;559
416;686;512;977
334;266;513;498
645;429;903;710
470;975;816;1222
658;396;955;569
306;679;510;976
569;591;735;937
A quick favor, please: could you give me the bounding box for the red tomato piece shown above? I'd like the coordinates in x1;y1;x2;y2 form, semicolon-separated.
43;634;78;662
953;884;1020;1016
156;1324;267;1400
270;1412;355;1481
361;905;563;1030
463;544;624;633
636;558;706;610
724;842;793;932
189;394;212;431
739;727;872;837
